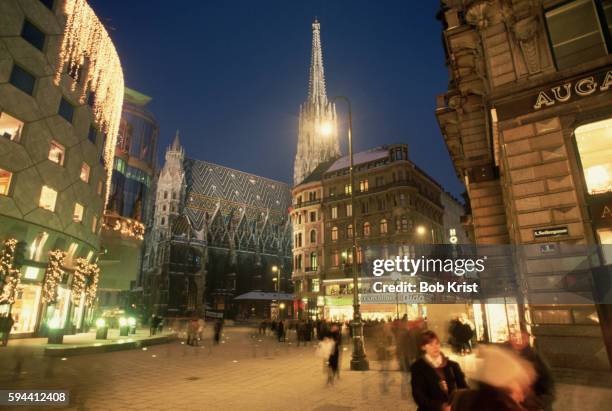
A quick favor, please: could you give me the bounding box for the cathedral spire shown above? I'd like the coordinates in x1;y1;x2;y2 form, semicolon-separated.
171;129;181;151
308;18;327;105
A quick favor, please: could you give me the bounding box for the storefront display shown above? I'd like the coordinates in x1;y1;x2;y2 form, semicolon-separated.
0;284;41;334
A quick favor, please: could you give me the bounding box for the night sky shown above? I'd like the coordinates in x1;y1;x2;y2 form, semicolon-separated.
88;0;464;198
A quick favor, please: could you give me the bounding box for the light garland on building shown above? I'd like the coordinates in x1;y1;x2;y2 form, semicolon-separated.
102;215;145;240
71;257;89;306
0;239;21;305
85;263;100;307
54;0;124;209
42;250;66;304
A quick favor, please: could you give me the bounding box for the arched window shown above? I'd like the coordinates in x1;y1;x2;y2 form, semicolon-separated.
380;219;388;234
363;222;371;237
347;224;353;238
310;229;317;244
331;226;338;241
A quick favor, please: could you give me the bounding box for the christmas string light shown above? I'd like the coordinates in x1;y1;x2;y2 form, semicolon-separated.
0;239;21;305
85;263;99;307
71;257;89;306
54;0;124;209
42;250;66;304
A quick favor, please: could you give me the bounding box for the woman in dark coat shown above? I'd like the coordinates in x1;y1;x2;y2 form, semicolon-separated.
327;324;342;384
410;330;467;411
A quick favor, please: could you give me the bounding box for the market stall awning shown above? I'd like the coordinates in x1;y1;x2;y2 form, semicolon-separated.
233;291;294;301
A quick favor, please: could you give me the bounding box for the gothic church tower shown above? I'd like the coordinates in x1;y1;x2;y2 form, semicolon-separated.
293;19;340;186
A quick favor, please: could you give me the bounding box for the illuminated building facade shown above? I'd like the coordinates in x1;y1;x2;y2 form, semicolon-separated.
142;136;292;319
97;88;158;315
436;0;612;369
0;0;122;336
291;144;456;320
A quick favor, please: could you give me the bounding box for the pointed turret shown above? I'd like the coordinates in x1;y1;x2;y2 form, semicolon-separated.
293;19;340;186
170;130;181;152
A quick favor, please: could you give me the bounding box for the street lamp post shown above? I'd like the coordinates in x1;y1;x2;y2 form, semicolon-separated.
271;265;281;292
330;96;369;371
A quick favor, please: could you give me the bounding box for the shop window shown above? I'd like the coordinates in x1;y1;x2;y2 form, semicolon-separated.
0;168;13;196
24;266;40;280
0;112;24;142
73;203;84;223
380;219;388;234
9;64;35;95
363;222;371;237
21;19;45;51
346;203;352;217
29;232;49;261
48;140;65;165
80;162;90;183
359;179;369;192
58;97;74;123
545;0;611;70
331;206;338;219
39;186;57;211
576;118;612;195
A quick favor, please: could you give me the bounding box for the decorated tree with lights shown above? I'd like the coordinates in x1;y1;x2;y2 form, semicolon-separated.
0;238;21;305
85;263;100;307
71;257;89;306
42;250;66;305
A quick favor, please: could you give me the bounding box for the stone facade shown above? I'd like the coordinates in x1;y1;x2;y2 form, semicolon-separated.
143;137;292;319
293;19;340;186
0;0;122;335
436;0;612;369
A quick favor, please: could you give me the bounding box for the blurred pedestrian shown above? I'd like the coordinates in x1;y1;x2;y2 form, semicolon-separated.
453;345;536;411
1;314;14;346
259;320;267;335
410;330;467;411
507;330;555;411
277;319;285;342
457;314;474;355
327;324;342;384
187;319;198;345
213;319;223;345
149;315;159;336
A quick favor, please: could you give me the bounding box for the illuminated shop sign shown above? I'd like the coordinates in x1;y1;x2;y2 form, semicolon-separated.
533;226;568;238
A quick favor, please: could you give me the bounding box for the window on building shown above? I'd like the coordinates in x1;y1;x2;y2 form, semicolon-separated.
21;20;45;51
0;168;13;196
87;124;97;144
575;118;612;195
545;0;612;70
332;251;339;267
346;203;352;217
73;203;84;223
363;222;371;237
161;217;165;226
309;191;316;201
399;193;406;206
312;278;320;292
298;232;303;247
0;112;24;142
172;191;176;199
39;186;57;211
297;254;302;269
329;187;336;197
359;179;369;192
401;218;409;232
331;206;338;219
378;198;386;211
347;224;353;238
163;191;168;199
9;64;35;95
92;215;97;233
48;140;65;165
310;229;316;243
162;205;167;211
375;176;385;187
342;249;353;265
80;162;90;183
380;219;388;234
361;201;369;214
331;226;338;241
344;183;352;195
310;252;318;270
297;213;302;224
58;97;74;123
296;195;302;206
357;247;363;264
29;232;49;261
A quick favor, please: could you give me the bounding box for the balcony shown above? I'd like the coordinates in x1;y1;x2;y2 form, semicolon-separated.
293;198;321;210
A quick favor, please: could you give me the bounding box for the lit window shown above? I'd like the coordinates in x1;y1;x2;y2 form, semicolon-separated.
0;112;24;142
24;266;40;280
347;224;353;238
9;64;35;95
39;186;57;211
80;162;90;183
331;227;338;241
359;179;369;192
48;140;65;165
58;97;74;123
21;19;45;51
346;203;352;217
363;222;371;237
545;0;611;71
312;278;320;292
92;215;97;233
310;252;318;270
344;184;352;195
29;232;49;261
331;206;338;219
380;219;388;234
0;168;13;195
576;118;612;195
332;251;339;267
73;203;84;223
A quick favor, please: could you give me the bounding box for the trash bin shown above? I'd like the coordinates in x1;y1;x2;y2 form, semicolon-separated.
47;328;64;344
